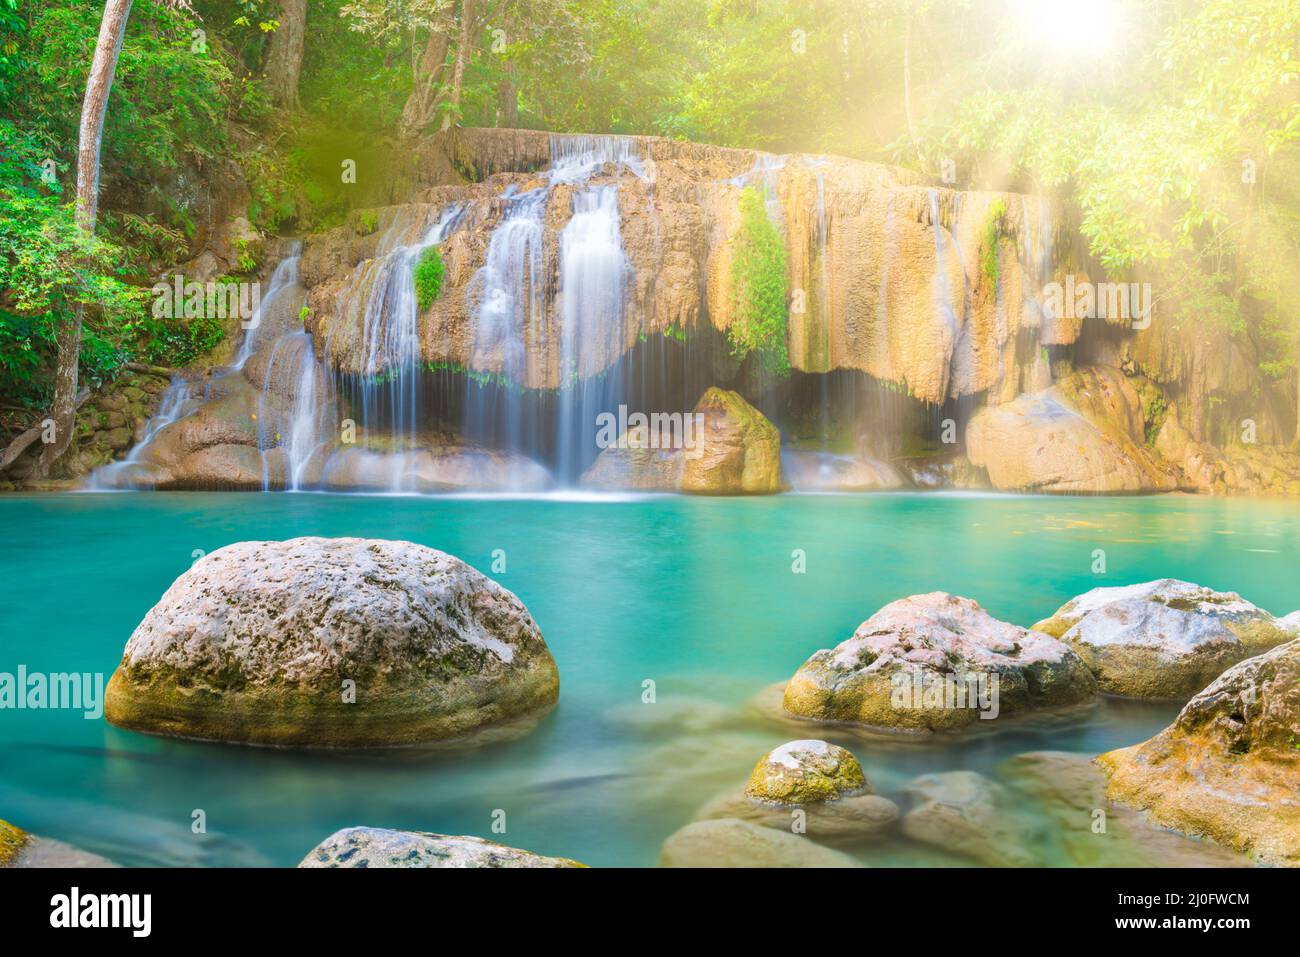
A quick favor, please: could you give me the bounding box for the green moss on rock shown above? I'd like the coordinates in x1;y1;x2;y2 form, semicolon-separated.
0;819;29;867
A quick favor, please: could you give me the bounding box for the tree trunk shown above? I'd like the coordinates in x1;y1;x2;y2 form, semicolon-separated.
497;61;519;128
903;1;921;165
441;0;478;132
36;0;132;478
399;11;454;137
263;0;306;110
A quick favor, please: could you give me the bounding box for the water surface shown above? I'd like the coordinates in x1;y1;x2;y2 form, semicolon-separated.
1;491;1296;866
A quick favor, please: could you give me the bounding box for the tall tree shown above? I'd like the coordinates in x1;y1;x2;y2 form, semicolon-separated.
36;0;133;477
263;0;307;110
440;0;478;131
400;5;454;136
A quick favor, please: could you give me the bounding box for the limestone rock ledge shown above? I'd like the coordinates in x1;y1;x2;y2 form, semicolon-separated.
1099;639;1300;867
966;366;1179;493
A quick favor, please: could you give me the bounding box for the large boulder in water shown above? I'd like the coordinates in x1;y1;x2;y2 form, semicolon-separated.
965;366;1178;493
782;592;1097;732
581;387;783;494
1099;639;1300;866
1033;579;1295;700
299;827;583;868
105;537;560;747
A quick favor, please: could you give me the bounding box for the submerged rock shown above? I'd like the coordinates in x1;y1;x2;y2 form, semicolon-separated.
319;443;552;492
695;742;898;844
0;819;117;868
581;387;783;494
966;366;1178;493
781;450;907;492
744;740;867;804
300;827;584;868
782;592;1097;732
1003;751;1249;868
1034;579;1295;699
696;790;899;844
659;818;863;868
901;771;1038;867
1099;639;1300;866
105;537;560;747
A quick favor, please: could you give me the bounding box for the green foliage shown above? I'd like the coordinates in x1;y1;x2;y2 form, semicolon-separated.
728;186;789;376
981;200;1006;285
413;244;445;311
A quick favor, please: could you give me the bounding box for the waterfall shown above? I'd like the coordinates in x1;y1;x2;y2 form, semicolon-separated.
465;187;546;453
235;241;302;369
257;331;328;491
349;205;463;464
549;133;645;183
84;378;192;489
929;189;962;341
556;185;630;481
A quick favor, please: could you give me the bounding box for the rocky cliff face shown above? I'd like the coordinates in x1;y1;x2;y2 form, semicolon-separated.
300;129;1066;405
69;128;1300;495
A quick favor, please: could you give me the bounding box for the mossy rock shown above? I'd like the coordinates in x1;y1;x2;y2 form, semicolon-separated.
105;537;560;748
744;740;868;805
0;819;29;866
1034;579;1295;700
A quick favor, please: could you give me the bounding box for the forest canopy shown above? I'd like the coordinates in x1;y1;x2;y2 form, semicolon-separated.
0;0;1297;448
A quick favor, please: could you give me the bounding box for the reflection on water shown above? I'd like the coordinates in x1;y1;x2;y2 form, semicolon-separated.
0;492;1295;866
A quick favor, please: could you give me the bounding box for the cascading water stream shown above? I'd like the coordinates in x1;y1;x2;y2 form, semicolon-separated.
347;205;463;489
465;187;546;455
84;377;192;489
234;241;303;369
257;331;328;491
555;185;631;482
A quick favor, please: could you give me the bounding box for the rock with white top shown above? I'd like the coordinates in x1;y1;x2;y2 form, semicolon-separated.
695;741;899;843
299;827;584;868
782;592;1097;732
105;537;560;747
744;740;868;804
1033;579;1294;699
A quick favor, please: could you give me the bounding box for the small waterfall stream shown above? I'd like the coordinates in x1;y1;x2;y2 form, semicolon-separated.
235;241;303;369
84;378;193;489
350;206;464;463
556;185;631;481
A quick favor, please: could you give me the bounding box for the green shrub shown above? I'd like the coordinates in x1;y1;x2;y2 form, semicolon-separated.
728;186;790;375
413;244;445;311
981;199;1007;285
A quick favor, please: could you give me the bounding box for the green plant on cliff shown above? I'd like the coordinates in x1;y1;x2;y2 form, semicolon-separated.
981;200;1007;285
413;245;445;311
728;186;790;376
